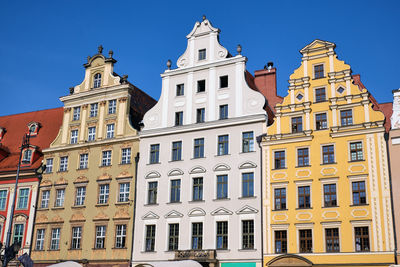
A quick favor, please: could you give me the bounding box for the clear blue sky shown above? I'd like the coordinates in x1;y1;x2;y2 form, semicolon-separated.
1;0;399;116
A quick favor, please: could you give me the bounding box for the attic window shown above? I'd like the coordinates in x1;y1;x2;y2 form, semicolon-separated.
27;122;40;136
94;73;102;88
198;49;206;61
0;127;5;140
22;149;32;165
337;86;345;94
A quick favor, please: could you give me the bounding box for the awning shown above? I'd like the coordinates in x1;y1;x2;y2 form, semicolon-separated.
136;260;203;267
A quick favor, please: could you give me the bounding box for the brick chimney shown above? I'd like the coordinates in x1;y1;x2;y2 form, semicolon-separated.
254;62;282;112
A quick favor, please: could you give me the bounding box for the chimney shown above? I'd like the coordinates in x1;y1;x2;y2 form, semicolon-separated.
254;62;282;112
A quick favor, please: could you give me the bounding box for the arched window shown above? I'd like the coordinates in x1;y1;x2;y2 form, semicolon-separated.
29;124;36;134
94;73;102;88
22;149;32;164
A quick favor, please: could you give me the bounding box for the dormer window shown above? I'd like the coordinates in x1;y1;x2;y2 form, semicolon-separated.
27;122;40;136
198;49;206;61
0;127;5;140
94;73;102;88
22;149;32;164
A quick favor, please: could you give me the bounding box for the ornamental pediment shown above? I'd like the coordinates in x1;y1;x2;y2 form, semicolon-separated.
188;208;206;217
164;210;184;218
236;205;259;214
213;163;230;172
211;207;233;216
145;171;161;179
189;166;206;174
168;168;184;177
238;161;257;169
142;211;159;220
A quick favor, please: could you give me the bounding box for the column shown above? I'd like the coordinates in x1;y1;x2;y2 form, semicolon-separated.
61;108;71;144
97;101;106;139
79;104;88;142
117;97;128;136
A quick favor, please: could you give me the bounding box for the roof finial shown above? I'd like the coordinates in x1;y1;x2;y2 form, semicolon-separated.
108;50;113;58
237;44;242;55
98;45;103;54
167;59;172;70
202;15;206;21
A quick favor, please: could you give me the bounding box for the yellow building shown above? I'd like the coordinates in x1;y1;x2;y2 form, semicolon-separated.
260;40;395;267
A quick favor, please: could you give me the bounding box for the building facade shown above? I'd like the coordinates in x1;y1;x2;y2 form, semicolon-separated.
31;47;155;266
132;18;271;267
260;40;395;266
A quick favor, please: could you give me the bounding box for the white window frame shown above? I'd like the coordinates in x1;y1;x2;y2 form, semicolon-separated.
295;180;312;209
72;107;80;121
45;158;53;173
348;139;364;162
271;224;289;254
121;148;131;164
35;228;45;250
88;126;96;141
296;146;310;167
71;226;82;249
55;188;65;207
59;156;68;172
98;183;110;204
321;221;341;252
314;112;329;130
108;99;117;114
102;150;112;166
106;124;115;139
350;220;372;252
40;189;50;209
118;182;130;202
320;177;339;208
50;228;61;250
95;225;107;249
321;143;336;164
296;223;314;253
90;103;98;117
348;175;368;205
115;224;127;248
75;186;86;206
79;153;88;169
271;182;288;211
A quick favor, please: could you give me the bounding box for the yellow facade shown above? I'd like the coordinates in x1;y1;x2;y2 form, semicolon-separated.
260;40;394;266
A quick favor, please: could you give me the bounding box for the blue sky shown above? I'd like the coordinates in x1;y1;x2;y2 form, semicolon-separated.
1;0;399;116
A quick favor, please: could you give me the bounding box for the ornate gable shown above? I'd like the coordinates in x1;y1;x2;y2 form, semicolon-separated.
300;39;335;54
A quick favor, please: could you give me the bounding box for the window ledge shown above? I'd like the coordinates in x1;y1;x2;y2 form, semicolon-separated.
169;160;183;163
72;205;86;209
189;200;205;203
322;205;339;208
313;76;325;80
119;162;132;165
238;196;256;200
272;168;287;170
37;208;49;211
68;248;82;251
191;157;206;160
116;201;130;206
240;151;256;154
296;207;313;210
52;207;65;210
350;204;369;207
313;100;328;104
77;168;88;171
314;128;328;131
57;170;68;173
92;248;106;250
272;209;288;212
348;160;365;163
141;250;156;253
213;198;230;201
238;248;257;252
95;203;109;207
112;247;127;250
167;201;182;205
216;249;230;252
215;154;230;157
144;203;159;206
296;165;311;168
147;162;161;165
320;162;337;165
99;165;112;168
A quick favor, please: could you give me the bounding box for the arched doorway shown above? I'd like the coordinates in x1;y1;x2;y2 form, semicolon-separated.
267;254;313;267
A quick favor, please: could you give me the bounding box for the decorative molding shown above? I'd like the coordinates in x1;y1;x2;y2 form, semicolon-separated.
272;172;287;180
145;171;161;179
296;212;312;221
238;161;257;169
322;210;339;220
213;163;230;172
272;213;288;222
351;208;369;218
320;167;337;176
168;168;184;177
142;211;159;220
236;205;258;214
164;210;184;218
211;207;233;216
188;208;206;217
189;166;206;174
296;169;311;178
348;164;366;173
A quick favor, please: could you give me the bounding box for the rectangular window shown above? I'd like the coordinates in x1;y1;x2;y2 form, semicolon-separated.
297;148;309;167
175;111;183;126
106;124;115;139
193;177;203;201
119;183;130;202
59;156;68;171
314;64;324;79
274;188;286;210
198;49;206;61
242;131;254;153
192;222;203;250
121;148;131;164
316;113;327;130
322;145;335;164
73;107;80;121
71;226;82;249
216;221;228;249
194;138;204;158
35;229;45;250
90;103;98;117
275;230;287;253
176;84;184;96
50;228;61;250
218;135;229;155
324;184;337;207
70;129;78;144
325;228;340;252
197;80;206;92
75;187;86;206
196;108;205;123
341;109;353;126
170;179;181;203
298;186;311;208
17;188;29;209
145;225;155;251
88;127;96;141
352;181;366;205
350;142;363;161
40;190;50;209
219;105;228;120
79;153;88;169
168;223;179;251
95;226;106;249
115;224;127;248
274;151;285;169
217;175;228;199
98;184;109;204
292;116;303;133
355;226;370;251
108;99;117;114
148;182;158;204
102;150;112;166
299;229;312;253
220;75;228;88
242;172;254;197
242;220;254;249
13;224;24;245
315;88;326;102
45;158;53;173
150;144;160;164
0;190;6;210
172;141;182;161
55;189;65;207
22;149;32;163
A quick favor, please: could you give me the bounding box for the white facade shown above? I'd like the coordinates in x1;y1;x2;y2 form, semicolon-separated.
132;18;268;267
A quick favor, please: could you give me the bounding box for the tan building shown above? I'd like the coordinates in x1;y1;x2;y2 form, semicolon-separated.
31;46;155;266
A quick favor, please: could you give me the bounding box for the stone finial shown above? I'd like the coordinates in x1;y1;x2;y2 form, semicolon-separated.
121;75;128;84
108;50;113;58
98;45;103;54
237;44;242;55
202;15;206;21
69;87;74;95
167;59;172;70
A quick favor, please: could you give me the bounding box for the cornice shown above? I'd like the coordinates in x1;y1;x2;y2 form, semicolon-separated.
330;125;385;138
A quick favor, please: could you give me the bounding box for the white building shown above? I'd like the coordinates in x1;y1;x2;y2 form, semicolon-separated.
132;17;271;267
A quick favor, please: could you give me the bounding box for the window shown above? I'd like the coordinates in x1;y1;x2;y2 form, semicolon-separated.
192;222;203;250
79;153;88;169
197;80;206;92
75;187;86;206
315;88;326;102
216;221;228;249
322;145;335;164
94;73;102;88
172;141;182;161
50;228;61;250
170;179;181;203
106;124;115;139
242;131;254;153
35;229;45;250
55;189;65;207
13;224;24;245
298;186;311;208
108;99;117;114
274;188;286;210
148;182;158;204
70;130;78;144
121;148;131;164
218;135;229;155
242;172;254;197
324;184;337;207
292;117;303;133
274;151;285;169
176;84;184;96
337;86;345;94
22;149;32;163
350;142;363;161
340;109;353;126
102;150;112;166
118;183;130;202
352;181;366;205
219;105;228;120
275;230;287;253
314;64;324;79
71;226;82;249
198;49;206;60
220;75;228;88
217;175;228;199
316;113;327;130
95;226;106;249
297;148;309;167
242;220;254;249
40;190;50;209
29;124;37;134
17;188;29;209
90;103;98;117
145;225;155;251
45;158;53;173
175;112;183;126
193;178;203;201
88;127;96;141
115;224;127;248
168;223;179;251
355;226;369;252
59;156;68;171
299;229;312;253
0;190;6;210
98;184;109;204
150;144;160;164
325;228;340;252
194;138;204;158
196;108;205;123
73;107;80;121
